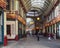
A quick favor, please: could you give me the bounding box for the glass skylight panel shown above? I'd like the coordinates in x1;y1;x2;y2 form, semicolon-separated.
26;18;32;23
28;12;38;14
31;0;46;8
27;13;39;16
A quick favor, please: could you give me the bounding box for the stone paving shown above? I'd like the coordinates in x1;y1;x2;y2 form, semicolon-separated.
1;36;60;48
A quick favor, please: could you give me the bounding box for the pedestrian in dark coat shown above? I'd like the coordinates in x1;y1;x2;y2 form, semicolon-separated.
37;32;40;41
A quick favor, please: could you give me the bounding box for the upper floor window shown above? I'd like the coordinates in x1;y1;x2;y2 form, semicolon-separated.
6;0;10;10
58;3;60;14
55;3;60;17
11;0;14;10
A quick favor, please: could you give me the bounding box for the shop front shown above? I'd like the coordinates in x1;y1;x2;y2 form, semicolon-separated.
6;21;16;40
18;21;22;38
56;22;60;38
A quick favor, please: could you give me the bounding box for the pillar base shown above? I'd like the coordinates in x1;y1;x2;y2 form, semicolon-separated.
4;36;7;46
15;35;19;41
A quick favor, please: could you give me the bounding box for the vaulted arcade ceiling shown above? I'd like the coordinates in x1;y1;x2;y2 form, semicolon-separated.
21;0;59;29
26;0;59;17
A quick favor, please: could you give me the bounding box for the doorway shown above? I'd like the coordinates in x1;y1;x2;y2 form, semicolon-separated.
7;25;11;36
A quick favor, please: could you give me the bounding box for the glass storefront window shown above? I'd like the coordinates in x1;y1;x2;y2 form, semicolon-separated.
0;8;4;44
51;25;52;33
18;22;22;38
0;12;2;42
56;22;60;38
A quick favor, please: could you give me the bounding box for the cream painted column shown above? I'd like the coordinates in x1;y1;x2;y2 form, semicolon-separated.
4;11;7;46
22;9;24;17
15;19;18;40
43;26;45;33
15;0;19;11
4;11;7;37
55;24;56;34
14;0;19;40
20;7;23;17
15;0;18;35
54;24;56;40
10;0;12;11
15;20;18;35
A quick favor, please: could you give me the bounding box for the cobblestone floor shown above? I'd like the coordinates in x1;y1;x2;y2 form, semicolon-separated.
1;36;60;48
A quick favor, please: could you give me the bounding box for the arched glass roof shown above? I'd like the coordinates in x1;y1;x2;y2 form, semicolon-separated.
26;0;54;17
26;0;57;29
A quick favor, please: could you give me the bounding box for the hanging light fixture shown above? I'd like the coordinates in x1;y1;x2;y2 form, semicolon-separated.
37;17;40;20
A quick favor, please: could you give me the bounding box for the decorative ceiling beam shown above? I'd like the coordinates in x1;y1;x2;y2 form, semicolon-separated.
31;7;44;13
26;16;40;18
44;0;59;17
0;0;7;9
21;0;31;12
19;0;27;13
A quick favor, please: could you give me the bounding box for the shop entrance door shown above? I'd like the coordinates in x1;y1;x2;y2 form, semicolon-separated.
7;25;11;36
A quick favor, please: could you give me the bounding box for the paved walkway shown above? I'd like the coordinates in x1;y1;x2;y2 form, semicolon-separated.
1;36;60;48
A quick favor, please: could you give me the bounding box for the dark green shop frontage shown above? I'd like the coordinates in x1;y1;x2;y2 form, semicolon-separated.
56;22;60;38
18;21;26;39
0;7;4;44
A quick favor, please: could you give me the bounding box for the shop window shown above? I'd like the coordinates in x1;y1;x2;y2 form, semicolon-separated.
7;25;11;36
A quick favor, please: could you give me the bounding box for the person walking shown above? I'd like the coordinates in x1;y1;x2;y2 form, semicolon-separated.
48;33;51;40
37;32;40;41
